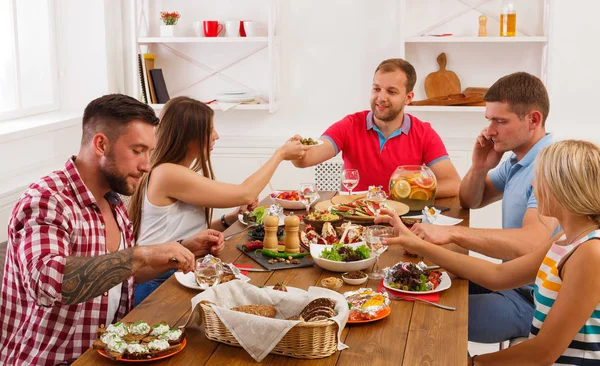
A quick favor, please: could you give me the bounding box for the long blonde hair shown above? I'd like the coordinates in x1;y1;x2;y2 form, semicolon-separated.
129;96;216;240
535;140;600;224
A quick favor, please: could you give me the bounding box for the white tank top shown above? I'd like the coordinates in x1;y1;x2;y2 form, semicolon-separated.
136;180;207;246
107;234;124;325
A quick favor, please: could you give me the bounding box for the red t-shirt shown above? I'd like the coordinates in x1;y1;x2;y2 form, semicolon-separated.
322;110;449;192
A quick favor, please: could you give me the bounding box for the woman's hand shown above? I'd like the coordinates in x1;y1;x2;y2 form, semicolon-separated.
374;208;422;254
182;229;225;257
277;138;310;161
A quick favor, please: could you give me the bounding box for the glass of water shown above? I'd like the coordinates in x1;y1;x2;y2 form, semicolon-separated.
299;183;319;214
195;257;224;289
341;169;359;195
365;225;395;280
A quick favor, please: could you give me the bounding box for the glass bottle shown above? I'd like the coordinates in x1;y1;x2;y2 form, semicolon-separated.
500;0;516;37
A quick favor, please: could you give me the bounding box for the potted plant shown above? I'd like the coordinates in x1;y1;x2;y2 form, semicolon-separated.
160;11;180;37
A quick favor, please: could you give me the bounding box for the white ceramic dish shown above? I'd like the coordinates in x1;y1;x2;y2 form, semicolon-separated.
383;271;451;294
270;191;308;210
174;271;250;291
310;242;376;272
302;140;323;148
341;272;369;285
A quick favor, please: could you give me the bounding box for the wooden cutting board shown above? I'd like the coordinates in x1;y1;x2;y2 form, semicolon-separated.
410;93;484;106
424;53;461;98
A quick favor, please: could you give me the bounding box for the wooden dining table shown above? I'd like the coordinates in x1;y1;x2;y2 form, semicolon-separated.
74;192;470;365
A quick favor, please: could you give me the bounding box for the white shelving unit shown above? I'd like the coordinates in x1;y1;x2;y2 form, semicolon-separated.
130;0;281;113
399;0;552;114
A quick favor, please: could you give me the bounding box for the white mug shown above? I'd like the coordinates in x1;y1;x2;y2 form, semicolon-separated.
193;21;204;37
225;20;239;37
242;20;255;37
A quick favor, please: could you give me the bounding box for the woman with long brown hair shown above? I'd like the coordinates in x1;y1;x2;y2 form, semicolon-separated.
130;96;308;305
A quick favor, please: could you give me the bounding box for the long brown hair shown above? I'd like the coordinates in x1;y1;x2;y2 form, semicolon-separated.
129;96;216;240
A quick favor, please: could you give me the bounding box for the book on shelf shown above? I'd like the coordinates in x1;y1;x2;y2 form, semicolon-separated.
149;69;170;104
143;54;157;104
137;54;148;103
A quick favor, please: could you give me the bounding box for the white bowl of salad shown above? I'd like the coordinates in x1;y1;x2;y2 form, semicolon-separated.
310;242;375;272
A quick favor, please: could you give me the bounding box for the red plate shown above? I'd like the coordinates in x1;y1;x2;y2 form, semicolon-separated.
347;306;392;324
97;338;186;362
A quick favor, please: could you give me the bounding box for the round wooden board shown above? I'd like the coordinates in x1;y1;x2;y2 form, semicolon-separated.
314;194;409;222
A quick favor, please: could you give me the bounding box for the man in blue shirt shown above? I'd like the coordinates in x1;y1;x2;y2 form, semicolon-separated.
411;72;559;344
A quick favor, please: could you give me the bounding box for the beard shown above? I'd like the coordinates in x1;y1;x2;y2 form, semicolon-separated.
371;101;404;122
100;151;139;196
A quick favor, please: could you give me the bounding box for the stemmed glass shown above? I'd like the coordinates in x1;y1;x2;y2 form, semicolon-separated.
298;183;320;214
195;257;224;289
365;225;395;280
341;169;360;195
366;186;387;217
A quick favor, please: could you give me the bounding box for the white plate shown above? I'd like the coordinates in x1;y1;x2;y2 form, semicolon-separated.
310;242;378;272
174;271;250;291
216;94;257;103
303;140;323;148
238;212;286;226
220;90;252;95
401;214;463;226
383;271;451;294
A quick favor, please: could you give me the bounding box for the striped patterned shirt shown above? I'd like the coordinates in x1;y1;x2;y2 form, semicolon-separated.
532;230;600;365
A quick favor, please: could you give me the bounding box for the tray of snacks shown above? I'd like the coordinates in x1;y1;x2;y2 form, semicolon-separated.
193;281;348;361
382;261;451;294
94;321;185;361
344;288;391;323
314;194;409;222
237;242;314;270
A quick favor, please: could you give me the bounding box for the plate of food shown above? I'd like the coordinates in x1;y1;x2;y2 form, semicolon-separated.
239;206;286;226
314;194;409;222
310;242;376;272
345;288;392;323
270;190;306;210
300;138;323;147
174;263;250;291
382;261;451;294
94;321;186;362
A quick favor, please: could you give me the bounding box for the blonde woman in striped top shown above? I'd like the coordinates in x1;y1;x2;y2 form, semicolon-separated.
378;140;600;365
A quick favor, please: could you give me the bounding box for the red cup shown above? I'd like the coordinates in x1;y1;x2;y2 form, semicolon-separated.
239;20;246;37
203;21;223;37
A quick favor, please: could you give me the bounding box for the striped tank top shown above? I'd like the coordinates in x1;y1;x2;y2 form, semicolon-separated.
532;229;600;365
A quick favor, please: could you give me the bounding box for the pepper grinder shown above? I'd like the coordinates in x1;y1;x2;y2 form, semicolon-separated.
284;214;300;253
263;215;279;252
478;15;487;37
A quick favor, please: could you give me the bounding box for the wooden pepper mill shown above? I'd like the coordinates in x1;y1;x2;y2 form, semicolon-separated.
283;214;300;253
262;215;280;252
478;15;488;37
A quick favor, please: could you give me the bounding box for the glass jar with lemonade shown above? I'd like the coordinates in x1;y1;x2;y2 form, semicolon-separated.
389;165;437;211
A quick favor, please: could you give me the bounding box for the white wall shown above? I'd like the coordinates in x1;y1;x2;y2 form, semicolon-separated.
2;0;600;242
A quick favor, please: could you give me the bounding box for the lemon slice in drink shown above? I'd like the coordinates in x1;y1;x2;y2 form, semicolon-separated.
393;180;411;199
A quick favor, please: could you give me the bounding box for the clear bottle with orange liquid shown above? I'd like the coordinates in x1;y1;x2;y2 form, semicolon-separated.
388;165;437;211
500;0;516;37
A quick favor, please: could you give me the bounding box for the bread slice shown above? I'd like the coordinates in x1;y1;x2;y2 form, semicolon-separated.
160;328;185;345
152;343;183;358
299;298;335;319
303;306;337;322
231;304;276;318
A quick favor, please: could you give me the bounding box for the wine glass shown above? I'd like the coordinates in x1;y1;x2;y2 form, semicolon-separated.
341;169;360;195
365;225;395;280
298;183;320;214
366;186;387;217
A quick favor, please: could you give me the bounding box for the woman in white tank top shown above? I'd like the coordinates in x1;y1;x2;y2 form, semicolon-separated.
129;96;309;305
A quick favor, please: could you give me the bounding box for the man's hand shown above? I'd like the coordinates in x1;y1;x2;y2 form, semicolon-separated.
472;127;504;171
374;208;422;254
181;229;225;257
135;242;196;274
277;138;310;161
410;224;456;245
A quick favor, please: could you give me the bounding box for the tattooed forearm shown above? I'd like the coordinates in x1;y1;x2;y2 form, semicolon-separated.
62;248;135;305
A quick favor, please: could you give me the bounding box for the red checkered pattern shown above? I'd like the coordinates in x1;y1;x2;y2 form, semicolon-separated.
0;157;135;365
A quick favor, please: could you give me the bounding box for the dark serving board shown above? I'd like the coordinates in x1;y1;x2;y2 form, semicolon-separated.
236;245;315;270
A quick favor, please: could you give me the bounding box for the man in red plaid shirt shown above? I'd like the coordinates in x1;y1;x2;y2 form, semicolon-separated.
0;94;225;365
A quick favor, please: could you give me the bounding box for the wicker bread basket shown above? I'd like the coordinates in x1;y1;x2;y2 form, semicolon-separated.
200;301;339;359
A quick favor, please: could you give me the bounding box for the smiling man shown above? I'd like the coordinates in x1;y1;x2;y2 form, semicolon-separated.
292;58;460;197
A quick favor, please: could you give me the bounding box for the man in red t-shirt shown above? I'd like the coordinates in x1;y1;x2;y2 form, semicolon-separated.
292;58;460;197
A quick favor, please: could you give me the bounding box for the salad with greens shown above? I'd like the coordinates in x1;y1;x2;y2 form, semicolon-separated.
320;243;370;262
248;206;266;224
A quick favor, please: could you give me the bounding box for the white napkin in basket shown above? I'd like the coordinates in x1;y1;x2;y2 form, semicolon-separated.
186;281;349;362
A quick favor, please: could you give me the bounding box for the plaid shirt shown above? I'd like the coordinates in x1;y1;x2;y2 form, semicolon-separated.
0;157;135;365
